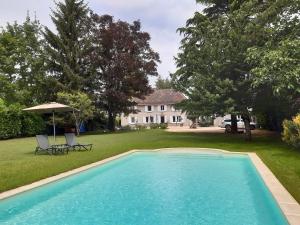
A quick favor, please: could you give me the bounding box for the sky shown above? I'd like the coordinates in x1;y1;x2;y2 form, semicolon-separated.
0;0;204;83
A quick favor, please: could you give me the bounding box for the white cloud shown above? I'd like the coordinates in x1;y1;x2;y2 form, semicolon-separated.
0;0;204;84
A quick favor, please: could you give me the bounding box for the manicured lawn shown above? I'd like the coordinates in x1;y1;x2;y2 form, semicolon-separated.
0;129;299;203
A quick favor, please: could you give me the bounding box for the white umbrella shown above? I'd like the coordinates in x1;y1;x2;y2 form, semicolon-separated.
23;102;77;143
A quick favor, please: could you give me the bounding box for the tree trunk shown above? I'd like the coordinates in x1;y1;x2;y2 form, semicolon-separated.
242;114;252;141
231;114;238;134
108;112;116;131
72;111;80;136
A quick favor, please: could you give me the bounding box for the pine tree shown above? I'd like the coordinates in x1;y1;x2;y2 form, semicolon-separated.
44;0;91;92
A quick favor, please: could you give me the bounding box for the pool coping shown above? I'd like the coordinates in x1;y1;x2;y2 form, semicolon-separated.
0;147;299;225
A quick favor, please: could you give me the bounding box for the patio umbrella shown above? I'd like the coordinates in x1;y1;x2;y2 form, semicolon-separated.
23;102;77;143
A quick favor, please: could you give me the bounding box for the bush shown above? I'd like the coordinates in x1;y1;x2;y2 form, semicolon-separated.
0;102;45;139
160;123;168;129
0;106;22;139
121;125;132;131
149;123;168;129
150;123;160;129
282;114;300;149
135;124;147;130
21;113;46;136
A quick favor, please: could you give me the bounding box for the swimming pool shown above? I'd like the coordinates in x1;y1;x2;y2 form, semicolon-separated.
0;151;289;225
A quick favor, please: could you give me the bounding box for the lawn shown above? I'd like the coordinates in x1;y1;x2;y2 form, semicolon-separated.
0;129;300;203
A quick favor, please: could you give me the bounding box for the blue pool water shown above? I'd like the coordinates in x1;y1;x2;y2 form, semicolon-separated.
0;151;288;225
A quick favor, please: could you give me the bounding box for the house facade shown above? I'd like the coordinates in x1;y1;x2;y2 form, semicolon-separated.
121;89;192;127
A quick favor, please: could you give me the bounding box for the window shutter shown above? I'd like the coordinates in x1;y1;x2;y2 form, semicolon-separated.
165;105;167;111
145;106;147;112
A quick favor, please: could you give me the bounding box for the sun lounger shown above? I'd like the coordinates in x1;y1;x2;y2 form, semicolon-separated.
64;133;92;151
35;135;69;155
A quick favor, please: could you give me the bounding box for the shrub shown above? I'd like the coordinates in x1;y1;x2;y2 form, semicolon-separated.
282;114;300;149
0;106;22;139
135;124;147;130
149;123;168;129
159;123;168;129
121;125;132;131
149;123;160;129
21;113;46;136
0;102;45;139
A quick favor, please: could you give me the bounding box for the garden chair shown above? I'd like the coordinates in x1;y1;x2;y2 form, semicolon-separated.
64;133;93;151
35;135;69;155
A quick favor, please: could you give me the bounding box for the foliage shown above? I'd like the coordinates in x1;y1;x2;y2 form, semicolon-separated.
246;0;300;96
43;0;91;92
0;16;49;104
149;123;168;129
57;91;95;134
149;123;160;129
0;100;45;139
172;0;300;140
121;125;132;131
155;75;173;89
89;14;160;131
159;123;168;129
21;113;46;136
135;124;147;130
282;114;300;149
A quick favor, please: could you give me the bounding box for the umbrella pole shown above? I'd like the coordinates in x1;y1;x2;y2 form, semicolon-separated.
53;111;56;143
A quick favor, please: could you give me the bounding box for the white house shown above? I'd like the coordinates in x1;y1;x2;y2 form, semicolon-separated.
121;89;192;127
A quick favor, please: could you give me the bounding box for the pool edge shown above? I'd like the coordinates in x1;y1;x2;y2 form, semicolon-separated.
248;153;300;225
0;147;299;225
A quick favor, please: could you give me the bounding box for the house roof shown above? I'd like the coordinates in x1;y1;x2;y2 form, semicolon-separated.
135;89;186;105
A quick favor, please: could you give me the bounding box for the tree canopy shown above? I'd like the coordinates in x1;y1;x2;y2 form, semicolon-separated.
172;0;300;140
43;0;91;92
155;75;173;89
89;14;160;130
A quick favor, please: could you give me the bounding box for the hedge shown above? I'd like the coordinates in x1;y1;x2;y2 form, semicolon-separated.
0;105;45;139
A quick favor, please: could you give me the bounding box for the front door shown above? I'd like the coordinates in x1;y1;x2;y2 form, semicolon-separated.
160;116;165;123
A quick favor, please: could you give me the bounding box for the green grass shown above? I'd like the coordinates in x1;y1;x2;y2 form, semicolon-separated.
0;130;300;203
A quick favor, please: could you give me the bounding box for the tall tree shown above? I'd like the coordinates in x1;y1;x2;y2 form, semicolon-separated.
155;75;173;89
89;14;160;131
247;0;300;96
0;15;49;105
43;0;91;92
172;0;296;140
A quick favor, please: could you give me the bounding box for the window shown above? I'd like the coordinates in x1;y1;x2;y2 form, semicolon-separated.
160;105;165;111
172;115;182;123
145;116;154;123
150;116;154;123
146;105;152;112
172;116;176;123
129;117;137;124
